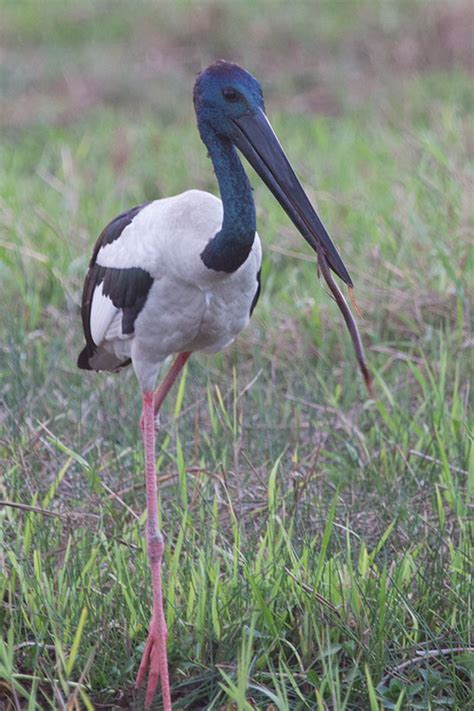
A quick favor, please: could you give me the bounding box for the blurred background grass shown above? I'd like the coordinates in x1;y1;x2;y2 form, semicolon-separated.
1;1;473;709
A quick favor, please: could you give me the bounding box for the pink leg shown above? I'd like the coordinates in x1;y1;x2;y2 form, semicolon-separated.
139;353;191;432
135;353;190;709
153;352;191;417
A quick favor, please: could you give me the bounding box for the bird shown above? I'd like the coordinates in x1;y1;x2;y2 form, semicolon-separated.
78;60;369;710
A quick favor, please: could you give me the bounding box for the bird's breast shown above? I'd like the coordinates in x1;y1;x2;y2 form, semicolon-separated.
134;235;261;359
95;190;262;361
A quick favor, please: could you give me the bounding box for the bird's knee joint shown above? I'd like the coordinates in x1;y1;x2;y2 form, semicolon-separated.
147;531;164;562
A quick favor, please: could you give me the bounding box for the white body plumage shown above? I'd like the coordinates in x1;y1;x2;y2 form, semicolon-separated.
84;190;262;391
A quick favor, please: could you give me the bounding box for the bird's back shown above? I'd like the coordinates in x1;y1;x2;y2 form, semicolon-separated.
95;191;223;277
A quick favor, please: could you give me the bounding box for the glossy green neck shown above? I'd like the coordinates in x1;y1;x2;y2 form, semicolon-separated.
199;129;256;273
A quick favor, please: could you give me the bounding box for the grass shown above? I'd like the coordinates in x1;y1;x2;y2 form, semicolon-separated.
1;0;473;709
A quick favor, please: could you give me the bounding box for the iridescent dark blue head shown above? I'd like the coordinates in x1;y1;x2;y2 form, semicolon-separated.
193;60;265;141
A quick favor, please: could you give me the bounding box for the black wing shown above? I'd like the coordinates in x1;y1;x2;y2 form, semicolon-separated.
78;204;153;371
249;267;261;316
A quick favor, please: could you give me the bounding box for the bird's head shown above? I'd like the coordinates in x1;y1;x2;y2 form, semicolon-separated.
193;60;264;139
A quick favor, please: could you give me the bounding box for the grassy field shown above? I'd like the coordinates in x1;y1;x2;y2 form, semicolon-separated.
1;1;473;709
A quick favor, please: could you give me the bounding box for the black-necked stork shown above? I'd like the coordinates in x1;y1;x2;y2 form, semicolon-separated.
78;60;370;709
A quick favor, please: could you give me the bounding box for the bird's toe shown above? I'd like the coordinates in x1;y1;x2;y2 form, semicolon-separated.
145;646;162;707
135;615;171;710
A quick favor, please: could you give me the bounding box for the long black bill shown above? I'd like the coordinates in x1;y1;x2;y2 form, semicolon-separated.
231;108;352;286
232;108;373;396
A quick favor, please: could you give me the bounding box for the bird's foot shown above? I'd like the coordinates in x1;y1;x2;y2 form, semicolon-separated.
135;614;171;709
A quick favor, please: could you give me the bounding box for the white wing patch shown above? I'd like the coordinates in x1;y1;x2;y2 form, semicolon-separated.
90;287;117;345
90;285;132;345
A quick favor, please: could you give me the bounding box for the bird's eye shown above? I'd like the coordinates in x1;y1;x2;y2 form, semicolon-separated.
222;88;240;102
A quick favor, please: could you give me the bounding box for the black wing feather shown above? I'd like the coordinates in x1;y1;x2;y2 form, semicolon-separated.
78;203;152;370
250;267;261;316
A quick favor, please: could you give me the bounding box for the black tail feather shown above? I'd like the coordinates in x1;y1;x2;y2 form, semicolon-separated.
77;345;131;372
77;346;93;370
